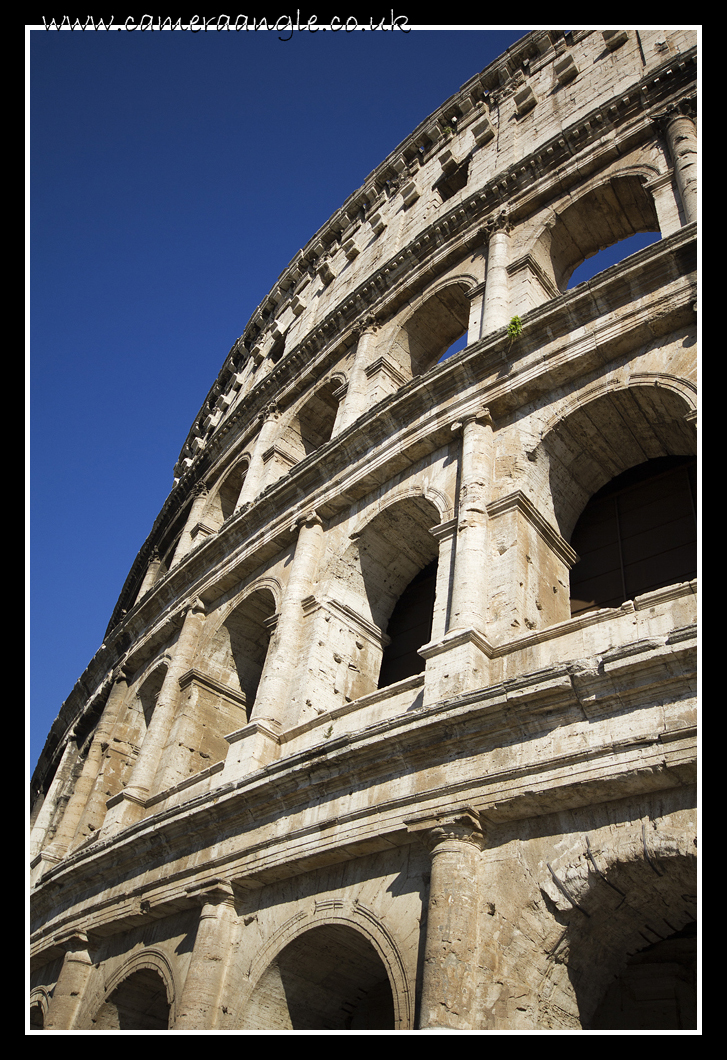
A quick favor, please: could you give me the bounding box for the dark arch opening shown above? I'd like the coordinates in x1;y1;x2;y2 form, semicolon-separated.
293;380;341;456
569;456;697;615
89;967;171;1030
589;921;697;1030
378;558;437;688
242;924;396;1030
206;589;277;719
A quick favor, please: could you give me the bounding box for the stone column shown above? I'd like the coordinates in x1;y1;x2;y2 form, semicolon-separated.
408;810;485;1031
102;599;206;832
170;484;210;568
29;739;79;861
481;216;511;334
419;410;494;705
662;111;697;225
44;933;94;1030
45;669;130;858
449;408;494;634
135;548;163;603
336;322;378;432
235;404;280;509
251;511;325;731
172;883;237;1030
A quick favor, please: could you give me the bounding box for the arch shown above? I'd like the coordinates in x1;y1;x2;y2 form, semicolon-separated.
86;950;177;1030
202;457;250;530
528;171;660;297
153;506;189;582
135;660;168;730
378;557;437;688
318;494;442;699
384;278;473;381
340;495;441;632
348;480;453;538
492;812;697;1030
538;823;697;1030
198;585;278;717
568;455;696;615
589;921;697;1029
540;382;696;542
29;987;50;1030
282;377;344;461
240;906;413;1030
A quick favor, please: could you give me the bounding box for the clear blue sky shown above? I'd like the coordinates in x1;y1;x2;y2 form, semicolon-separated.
28;25;657;774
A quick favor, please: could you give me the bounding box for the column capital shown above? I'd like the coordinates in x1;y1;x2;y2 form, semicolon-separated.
486;208;511;236
653;97;696;129
58;931;92;955
193;880;236;907
407;807;486;852
451;405;495;433
291;509;323;533
352;314;379;338
183;596;207;619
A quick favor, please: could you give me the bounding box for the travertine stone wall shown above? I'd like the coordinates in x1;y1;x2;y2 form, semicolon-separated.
31;29;697;1031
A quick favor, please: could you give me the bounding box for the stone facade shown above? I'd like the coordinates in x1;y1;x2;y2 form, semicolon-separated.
30;30;697;1031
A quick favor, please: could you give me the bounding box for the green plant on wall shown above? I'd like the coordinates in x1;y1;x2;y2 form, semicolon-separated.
507;315;523;349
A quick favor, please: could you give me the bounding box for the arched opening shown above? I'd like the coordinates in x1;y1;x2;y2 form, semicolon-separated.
387;283;470;379
241;925;396;1030
569;456;696;615
204;461;248;529
378;558;437;688
525;176;660;309
590;922;697;1030
201;589;277;719
438;330;469;363
284;380;341;460
317;495;441;703
89;967;171;1030
136;665;166;731
92;665;167;809
543;386;696;543
153;504;191;580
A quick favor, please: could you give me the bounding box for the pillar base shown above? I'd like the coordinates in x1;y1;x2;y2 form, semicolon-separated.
99;787;148;837
420;627;494;705
221;719;281;783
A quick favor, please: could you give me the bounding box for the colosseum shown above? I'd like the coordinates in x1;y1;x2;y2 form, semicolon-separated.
30;29;698;1031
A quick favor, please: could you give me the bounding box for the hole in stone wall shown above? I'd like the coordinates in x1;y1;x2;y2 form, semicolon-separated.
434;160;469;202
241;925;396;1030
89;968;171;1030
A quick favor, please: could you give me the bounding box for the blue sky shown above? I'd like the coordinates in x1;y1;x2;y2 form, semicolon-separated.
28;25;659;773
